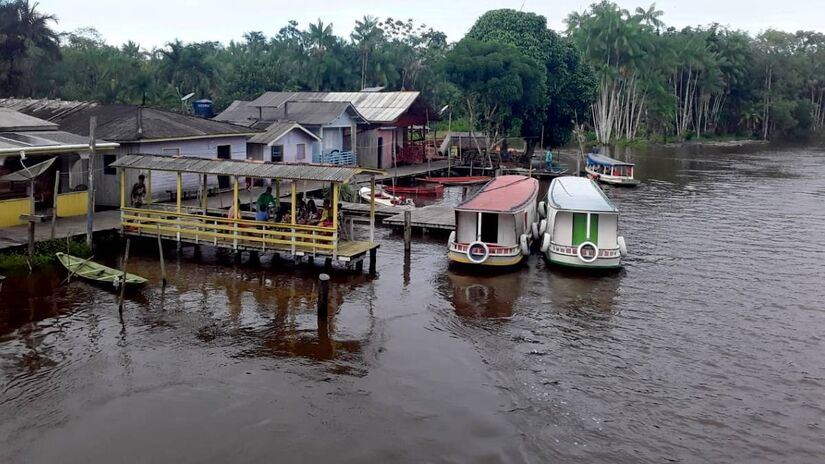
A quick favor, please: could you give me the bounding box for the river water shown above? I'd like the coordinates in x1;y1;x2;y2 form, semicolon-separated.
1;143;824;463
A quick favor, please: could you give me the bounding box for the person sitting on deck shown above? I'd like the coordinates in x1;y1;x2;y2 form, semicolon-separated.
545;150;554;171
306;199;319;223
319;199;333;227
256;187;276;221
131;174;147;207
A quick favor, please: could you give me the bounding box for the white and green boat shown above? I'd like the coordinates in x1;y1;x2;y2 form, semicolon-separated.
56;252;148;287
538;177;627;269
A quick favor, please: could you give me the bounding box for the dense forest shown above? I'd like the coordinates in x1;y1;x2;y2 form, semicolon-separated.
2;0;825;146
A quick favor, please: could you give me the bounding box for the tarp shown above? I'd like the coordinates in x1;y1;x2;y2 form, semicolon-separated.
587;153;634;167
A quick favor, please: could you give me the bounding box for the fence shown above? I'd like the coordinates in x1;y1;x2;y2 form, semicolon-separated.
313;151;356;166
0;197;31;228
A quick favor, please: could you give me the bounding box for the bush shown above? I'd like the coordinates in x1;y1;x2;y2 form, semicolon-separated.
0;237;91;272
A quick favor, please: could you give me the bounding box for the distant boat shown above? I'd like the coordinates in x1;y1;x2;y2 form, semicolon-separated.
585;154;640;186
358;186;415;208
384;183;444;196
56;252;148;287
421;175;491;186
538;177;627;269
448;175;539;267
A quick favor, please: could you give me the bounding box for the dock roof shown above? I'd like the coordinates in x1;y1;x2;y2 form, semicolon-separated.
110;154;385;183
547;177;618;213
457;175;539;213
0;108;119;155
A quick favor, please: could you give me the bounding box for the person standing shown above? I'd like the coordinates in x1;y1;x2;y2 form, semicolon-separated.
255;186;276;220
131;174;147;207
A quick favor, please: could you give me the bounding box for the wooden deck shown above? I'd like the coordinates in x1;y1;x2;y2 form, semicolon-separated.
0;210;121;251
340;201;399;218
383;205;455;231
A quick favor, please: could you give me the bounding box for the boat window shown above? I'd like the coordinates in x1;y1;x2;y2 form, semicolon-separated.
480;213;498;243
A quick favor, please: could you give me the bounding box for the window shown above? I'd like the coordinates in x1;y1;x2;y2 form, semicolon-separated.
271;145;283;162
103;154;117;175
161;148;180;156
296;143;306;161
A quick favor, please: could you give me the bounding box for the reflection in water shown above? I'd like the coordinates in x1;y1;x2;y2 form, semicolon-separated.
544;267;622;315
443;268;524;318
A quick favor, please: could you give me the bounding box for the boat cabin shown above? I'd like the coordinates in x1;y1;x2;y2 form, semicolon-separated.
448;175;539;267
540;176;626;269
585;153;639;186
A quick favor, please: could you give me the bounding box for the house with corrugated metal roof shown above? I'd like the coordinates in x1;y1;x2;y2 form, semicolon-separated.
0;107;120;227
214;90;433;169
0;98;258;207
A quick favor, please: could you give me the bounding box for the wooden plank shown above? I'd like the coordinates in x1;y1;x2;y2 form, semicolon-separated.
383;205;455;231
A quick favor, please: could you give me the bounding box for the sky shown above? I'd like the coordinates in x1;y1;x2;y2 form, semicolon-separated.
38;0;825;48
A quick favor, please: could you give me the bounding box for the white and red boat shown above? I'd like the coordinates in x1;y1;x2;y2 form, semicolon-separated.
448;175;540;267
359;186;415;208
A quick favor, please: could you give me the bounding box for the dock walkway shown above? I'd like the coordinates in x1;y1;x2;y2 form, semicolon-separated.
383;205;455;231
0;210;121;251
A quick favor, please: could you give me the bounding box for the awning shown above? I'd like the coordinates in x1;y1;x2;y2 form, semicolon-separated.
110;154;385;183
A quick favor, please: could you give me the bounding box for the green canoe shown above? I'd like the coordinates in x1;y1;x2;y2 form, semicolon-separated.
56;252;148;287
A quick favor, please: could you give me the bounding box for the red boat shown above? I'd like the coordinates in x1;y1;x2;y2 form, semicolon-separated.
384;183;445;196
421;176;491;186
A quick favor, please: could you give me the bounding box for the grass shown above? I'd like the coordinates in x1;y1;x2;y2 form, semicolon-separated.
0;237;92;273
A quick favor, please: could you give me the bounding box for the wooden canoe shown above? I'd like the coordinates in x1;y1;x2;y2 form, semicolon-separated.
56;252;148;287
384;183;444;196
421;176;491;186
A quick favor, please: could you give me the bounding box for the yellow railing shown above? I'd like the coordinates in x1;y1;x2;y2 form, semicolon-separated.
121;207;337;253
56;191;88;217
0;197;31;228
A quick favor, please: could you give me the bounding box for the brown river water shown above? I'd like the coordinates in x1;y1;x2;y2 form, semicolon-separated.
1;143;825;463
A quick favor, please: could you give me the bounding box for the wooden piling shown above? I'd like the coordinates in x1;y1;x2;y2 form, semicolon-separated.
317;273;330;319
118;239;130;313
27;221;35;262
157;226;166;287
403;210;412;252
51;170;60;239
369;247;377;275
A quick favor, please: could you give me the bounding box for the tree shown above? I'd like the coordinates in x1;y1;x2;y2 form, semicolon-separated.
0;0;60;97
467;9;596;150
351;15;383;89
444;38;546;163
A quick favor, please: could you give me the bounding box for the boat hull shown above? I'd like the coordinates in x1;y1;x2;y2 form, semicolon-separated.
422;176;490;186
56;252;148;286
544;250;621;269
448;249;525;267
585;169;640;186
385;184;444;196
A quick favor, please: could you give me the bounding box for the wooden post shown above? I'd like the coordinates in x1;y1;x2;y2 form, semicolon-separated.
290;181;296;255
119;169;126;209
369;247;377;275
404;209;412;252
233;176;239;250
86;116;96;248
317;273;330;319
176;172;182;213
201;174;208;213
117;238;130;313
51;170;60;239
157;225;166;287
332;183;339;260
27;220;35;262
369;176;376;243
146;170;152;204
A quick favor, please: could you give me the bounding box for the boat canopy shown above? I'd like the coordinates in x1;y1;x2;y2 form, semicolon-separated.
457;175;538;213
548;177;619;213
587;153;634;167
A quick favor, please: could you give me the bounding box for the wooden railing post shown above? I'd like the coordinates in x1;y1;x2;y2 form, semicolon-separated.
290;181;297;255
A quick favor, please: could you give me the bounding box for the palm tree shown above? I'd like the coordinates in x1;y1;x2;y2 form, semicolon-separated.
0;0;60;96
351;15;382;89
635;4;664;33
306;19;334;55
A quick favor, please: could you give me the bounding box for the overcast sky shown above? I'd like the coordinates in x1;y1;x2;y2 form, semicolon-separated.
38;0;824;48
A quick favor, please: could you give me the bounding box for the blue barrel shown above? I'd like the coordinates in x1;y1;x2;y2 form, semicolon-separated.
192;99;214;118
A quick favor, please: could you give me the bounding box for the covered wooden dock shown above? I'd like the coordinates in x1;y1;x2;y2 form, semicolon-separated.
110;154;385;270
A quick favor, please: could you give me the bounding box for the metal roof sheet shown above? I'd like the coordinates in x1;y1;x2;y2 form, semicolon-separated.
245;91;421;124
110;154;385;182
457;175;539;213
587;153;634;167
547;177;618;213
0;130;118;154
0;107;59;131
